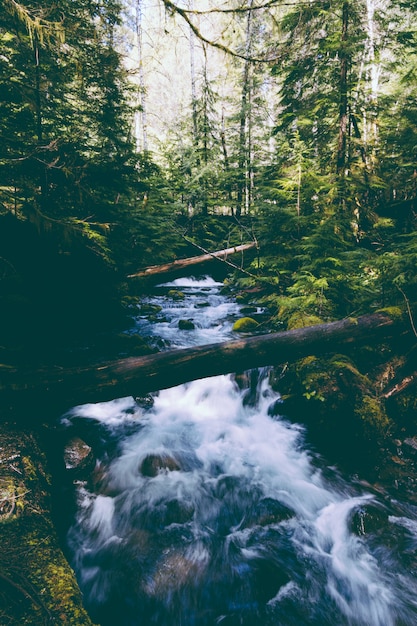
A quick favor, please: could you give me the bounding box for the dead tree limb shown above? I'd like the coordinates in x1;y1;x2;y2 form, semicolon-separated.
127;242;257;280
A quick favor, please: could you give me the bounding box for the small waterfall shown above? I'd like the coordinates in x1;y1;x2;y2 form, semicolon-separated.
64;277;417;626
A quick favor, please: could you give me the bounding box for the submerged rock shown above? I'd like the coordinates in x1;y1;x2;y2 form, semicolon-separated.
140;454;181;477
178;319;195;330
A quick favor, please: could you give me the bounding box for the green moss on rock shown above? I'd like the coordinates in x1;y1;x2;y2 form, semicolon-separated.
167;289;185;300
355;395;392;439
232;317;259;332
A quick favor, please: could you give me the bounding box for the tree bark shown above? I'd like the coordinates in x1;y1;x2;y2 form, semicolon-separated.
127;242;257;279
336;1;350;176
1;311;405;415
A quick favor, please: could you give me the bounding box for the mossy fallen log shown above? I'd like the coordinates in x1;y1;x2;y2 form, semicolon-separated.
0;310;407;415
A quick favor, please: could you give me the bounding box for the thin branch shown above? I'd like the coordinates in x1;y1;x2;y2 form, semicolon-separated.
396;285;417;338
166;0;323;14
161;0;280;62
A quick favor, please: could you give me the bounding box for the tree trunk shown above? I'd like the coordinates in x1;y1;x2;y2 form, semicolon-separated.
336;1;350;177
236;0;254;218
127;242;257;279
1;311;405;416
135;0;148;152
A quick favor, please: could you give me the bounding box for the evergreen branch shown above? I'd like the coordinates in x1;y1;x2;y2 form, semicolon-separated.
3;0;64;45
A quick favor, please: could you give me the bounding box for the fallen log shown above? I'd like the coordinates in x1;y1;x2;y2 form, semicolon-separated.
1;311;407;415
127;242;257;280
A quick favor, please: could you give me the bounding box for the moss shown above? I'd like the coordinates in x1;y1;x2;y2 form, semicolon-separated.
355;395;392;439
287;313;323;330
167;289;185;300
232;317;259;332
0;425;95;625
376;306;404;321
329;354;371;387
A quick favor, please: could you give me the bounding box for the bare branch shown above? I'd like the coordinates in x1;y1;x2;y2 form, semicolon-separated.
161;0;280;62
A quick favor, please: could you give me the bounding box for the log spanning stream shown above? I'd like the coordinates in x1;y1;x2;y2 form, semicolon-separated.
63;277;417;626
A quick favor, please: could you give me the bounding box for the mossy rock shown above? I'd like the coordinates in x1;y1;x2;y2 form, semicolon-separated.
121;295;141;309
178;319;195;330
139;303;163;315
232;317;259;333
167;289;185;300
355;395;392;439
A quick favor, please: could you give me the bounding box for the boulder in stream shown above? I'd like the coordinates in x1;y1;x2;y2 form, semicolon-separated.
178;319;195;330
64;436;95;478
140;453;181;477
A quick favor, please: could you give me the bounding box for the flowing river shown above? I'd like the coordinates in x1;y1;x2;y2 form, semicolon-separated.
63;277;417;626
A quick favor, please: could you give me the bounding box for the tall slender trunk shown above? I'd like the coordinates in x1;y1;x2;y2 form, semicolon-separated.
364;0;380;153
34;37;42;145
220;107;233;210
189;0;198;142
135;0;148;152
336;1;349;175
188;0;200;213
201;60;209;215
236;0;254;218
33;34;47;206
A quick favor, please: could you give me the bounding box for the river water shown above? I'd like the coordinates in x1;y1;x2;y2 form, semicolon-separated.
64;277;417;626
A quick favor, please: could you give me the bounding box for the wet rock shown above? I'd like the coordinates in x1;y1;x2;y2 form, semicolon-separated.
167;289;185;300
240;306;258;315
178;319;195;330
195;301;210;308
135;395;154;410
63;436;95;477
350;503;389;536
139;303;163;316
165;498;195;524
233;372;250;389
404;437;417;454
140;454;181;477
252;497;294;526
144;550;205;599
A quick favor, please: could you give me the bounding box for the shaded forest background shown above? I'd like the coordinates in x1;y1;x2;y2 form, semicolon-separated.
1;0;417;356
